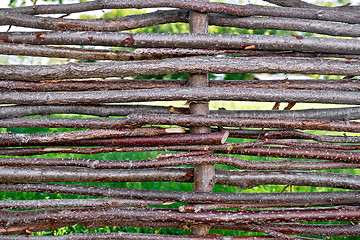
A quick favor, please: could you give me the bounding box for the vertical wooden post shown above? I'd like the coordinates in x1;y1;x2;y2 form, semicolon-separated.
188;1;215;236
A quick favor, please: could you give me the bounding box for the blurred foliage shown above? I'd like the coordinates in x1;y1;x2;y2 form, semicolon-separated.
9;0;62;7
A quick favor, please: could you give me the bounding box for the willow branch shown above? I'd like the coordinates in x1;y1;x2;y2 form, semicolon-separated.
1;44;360;62
2;155;359;170
257;139;360;151
2;206;359;229
1;219;359;237
2;142;360;162
0;44;228;61
2;32;360;56
264;0;359;11
0;104;179;118
210;15;360;37
212;107;360;121
226;129;360;143
1;182;359;207
0;166;359;190
0;10;188;32
1;113;358;133
0;198;162;210
0;43;251;61
0;131;226;147
0;56;359;82
2;0;359;24
0;167;193;185
215;169;360;190
1;79;359;92
2;87;360;105
2;9;360;37
0;127;185;146
231;146;360;163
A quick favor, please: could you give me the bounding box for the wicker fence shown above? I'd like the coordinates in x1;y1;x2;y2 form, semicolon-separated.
1;0;360;239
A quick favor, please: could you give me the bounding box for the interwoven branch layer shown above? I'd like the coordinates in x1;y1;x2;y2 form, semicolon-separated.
1;0;360;239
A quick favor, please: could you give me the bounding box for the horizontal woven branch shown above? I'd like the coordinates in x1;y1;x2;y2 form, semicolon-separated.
0;114;357;132
0;57;358;81
2;32;360;55
1;105;360;121
3;0;359;24
2;79;359;92
0;166;359;190
2;155;359;170
2;87;360;105
1;9;360;37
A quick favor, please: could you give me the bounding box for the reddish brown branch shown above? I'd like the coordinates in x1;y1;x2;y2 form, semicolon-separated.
2;79;359;92
0;127;185;147
2;143;360;163
231;146;360;163
2;87;360;105
226;129;360;143
0;43;247;61
0;198;162;210
2;9;360;37
3;32;360;56
1;105;360;121
2;206;359;228
0;10;188;32
210;14;360;37
1;114;358;133
1;155;360;171
0;56;359;82
0;182;359;207
0;131;227;147
2;166;359;190
3;0;359;24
